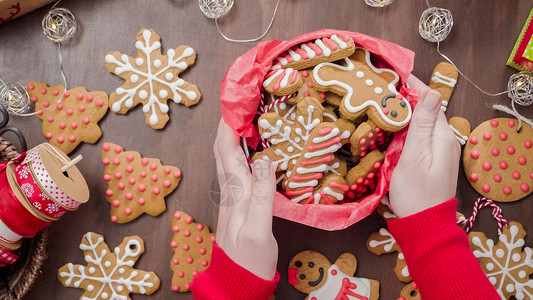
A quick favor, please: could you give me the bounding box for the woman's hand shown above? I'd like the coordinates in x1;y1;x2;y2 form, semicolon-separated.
213;119;278;280
389;74;461;218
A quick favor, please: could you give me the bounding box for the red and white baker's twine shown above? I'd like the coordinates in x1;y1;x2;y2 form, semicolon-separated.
258;92;295;150
457;197;509;234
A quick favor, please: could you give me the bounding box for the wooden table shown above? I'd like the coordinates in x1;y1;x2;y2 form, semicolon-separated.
1;0;532;298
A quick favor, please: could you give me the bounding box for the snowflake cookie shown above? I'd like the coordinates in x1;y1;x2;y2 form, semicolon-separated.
58;232;160;299
367;227;410;282
170;211;215;292
469;221;533;299
105;28;201;129
102;142;181;223
28;81;108;154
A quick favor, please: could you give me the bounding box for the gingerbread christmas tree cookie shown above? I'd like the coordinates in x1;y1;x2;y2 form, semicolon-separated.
102;142;181;223
170;211;215;292
28;82;108;154
105;28;201;129
58;232;160;299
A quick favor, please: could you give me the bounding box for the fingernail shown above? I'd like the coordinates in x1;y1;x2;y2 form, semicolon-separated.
422;90;442;111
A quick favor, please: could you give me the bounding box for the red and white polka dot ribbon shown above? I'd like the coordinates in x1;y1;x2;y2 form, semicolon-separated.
0;246;19;266
457;197;509;234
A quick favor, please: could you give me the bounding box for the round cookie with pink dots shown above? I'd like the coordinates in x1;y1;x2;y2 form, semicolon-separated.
101;142;181;223
170;211;215;292
463;118;533;202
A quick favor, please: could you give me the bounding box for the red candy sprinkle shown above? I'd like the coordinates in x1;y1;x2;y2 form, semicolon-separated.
185;216;192;224
199;248;206;255
470;136;478;145
125;193;133;200
111;216;117;222
86;94;93;102
82;117;90;124
138;198;145;205
518;156;527;165
57;136;65;143
482;184;491;193
196;224;203;231
40;88;47;95
201;260;208;267
508;119;515;127
126;165;134;173
174;171;181;178
124;208;132;215
491;148;499;156
163;180;171;188
164;167;171;174
151;174;158;181
171;241;178;248
66;108;74;115
64;91;70;97
114;145;122;153
68;135;76;142
186;257;193;264
152;187;160;195
177;271;184;278
470;150;480;159
128;178;136;185
174;212;181;220
521;183;530;192
96;99;104;106
113;158;120;165
102;158;110;165
525;140;532;149
28;84;35;90
499;132;507;141
43;101;50;107
106;189;113;196
45;132;53;139
512;171;521;180
482;162;492;171
138;184;146;192
115;172;122;179
173;225;180;232
140;171;146;178
503;186;512;195
127;154;134;161
493;174;502;182
70;122;78;129
59;122;66;129
103;174;111;181
150;163;157;170
469;173;479;182
196;237;203;243
499;161;508;169
490;119;499;127
172;285;179;292
184;283;191;290
117;182;125;190
172;258;179;265
77;93;84;100
483;132;491;140
183;244;189;251
112;200;120;207
507;146;516;154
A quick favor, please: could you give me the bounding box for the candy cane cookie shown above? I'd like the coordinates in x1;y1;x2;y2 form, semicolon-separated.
270;34;356;71
263;68;302;96
429;62;458;112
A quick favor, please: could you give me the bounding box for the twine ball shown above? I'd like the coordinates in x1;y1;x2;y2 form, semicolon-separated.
199;0;234;19
42;7;77;43
0;81;31;115
508;71;533;106
419;7;453;43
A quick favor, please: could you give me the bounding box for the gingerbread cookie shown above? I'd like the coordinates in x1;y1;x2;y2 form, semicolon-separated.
367;228;410;282
58;232;160;299
170;211;215;292
345;150;385;201
448;117;471;146
322;105;338;123
101;142;181;223
428;62;458;112
263;68;302;96
312;48;412;132
28;82;108;155
469;221;533;299
398;281;421;300
270;34;356;71
288;250;380;299
286;69;327;105
376;195;397;221
105;28;201;129
350;120;392;158
463;118;533;202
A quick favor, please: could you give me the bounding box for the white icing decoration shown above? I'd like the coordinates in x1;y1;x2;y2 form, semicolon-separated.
159;90;168;99
304;144;342;159
296;164;328;174
287;146;294;152
323;112;338;122
356;71;364;78
312;48;412;127
130;75;139;83
397;252;409;277
139;90;148;100
431;71;457;87
59;233;155;299
365;79;373;86
486;262;494;271
330;35;347;49
313;128;340;143
315;39;332;57
153;59;161;68
288;50;301;61
165;73;173;81
368;228;395;252
87;284;94;292
449;124;468;145
279;103;287;110
263;69;283;87
308;265;372;300
105;29;198;126
374;87;383;95
104;261;112;268
288;180;318;189
279;69;294;88
301;44;316;59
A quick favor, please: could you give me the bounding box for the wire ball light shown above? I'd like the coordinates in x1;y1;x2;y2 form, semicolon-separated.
199;0;234;19
364;0;395;8
508;71;533;106
419;7;453;43
42;7;77;43
0;80;31;115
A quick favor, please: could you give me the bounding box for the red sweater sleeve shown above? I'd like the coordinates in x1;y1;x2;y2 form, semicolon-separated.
191;243;279;299
387;199;500;300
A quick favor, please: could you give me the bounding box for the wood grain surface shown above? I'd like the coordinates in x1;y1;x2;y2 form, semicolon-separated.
0;0;532;299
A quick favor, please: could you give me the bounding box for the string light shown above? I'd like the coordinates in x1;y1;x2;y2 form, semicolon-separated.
507;71;533;106
0;80;31;115
419;7;453;43
364;0;395;8
42;7;77;43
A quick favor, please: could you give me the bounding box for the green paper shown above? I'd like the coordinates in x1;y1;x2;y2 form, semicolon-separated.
507;8;533;71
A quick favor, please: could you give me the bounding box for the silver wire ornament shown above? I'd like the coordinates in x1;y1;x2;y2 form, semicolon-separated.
199;0;234;19
0;81;31;115
419;7;453;43
365;0;395;8
507;71;533;106
42;7;77;43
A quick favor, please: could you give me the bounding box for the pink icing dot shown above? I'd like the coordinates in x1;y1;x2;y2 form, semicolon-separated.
183;244;189;251
307;82;313;88
151;174;158;181
138;198;145;205
52;89;59;96
184;283;191;290
112;200;120;207
482;184;491;193
66;108;74;116
45;132;53;139
172;258;179;265
192;271;198;276
470;150;480;159
63;90;70;97
185;216;192;224
59;122;66;129
201;260;208;267
140;171;146;178
40;88;47;95
125;193;133;200
531;172;533;179
196;236;203;243
375;127;381;133
469;173;479;182
491;148;499;156
152;187;160;195
171;241;178;248
96;99;104;107
117;182;125;190
28;84;35;90
129;178;136;185
111;216;118;222
187;257;194;264
43;101;50;107
68;135;76;142
127;154;134;162
483;132;491;140
163;180;171;188
199;248;206;255
374;162;381;169
177;271;184;278
174;212;182;220
141;158;149;166
86;94;93;102
103;174;111;181
525;140;532;149
499;132;507;141
382;107;389;115
367;172;375;179
470;136;478;145
210;236;216;242
303;91;310;97
508;119;515;128
302;70;309;77
172;285;179;292
521;183;530;192
164;167;171;174
138;184;146;192
173;225;180;232
184;230;191;237
57;136;64;143
482;162;492;171
106;189;113;196
518;156;527;165
31;96;38;102
512;171;521;180
500;161;508;169
82;117;90;124
507;146;516;155
360;138;366;145
490;119;499;127
397;93;404;100
126;165;134;173
174;171;181;178
493;174;502;183
76;93;84;100
150;163;157;170
503;186;512;195
36;109;44;115
70;122;78;129
113;158;120;165
114;172;122;179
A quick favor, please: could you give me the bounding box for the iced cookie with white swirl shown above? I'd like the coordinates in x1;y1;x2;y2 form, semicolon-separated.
429;62;458;112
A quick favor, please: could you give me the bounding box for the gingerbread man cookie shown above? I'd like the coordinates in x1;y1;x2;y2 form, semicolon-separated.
101;142;181;223
469;221;533;299
270;34;356;71
429;62;458;112
105;28;201;129
288;250;380;300
350;120;392;158
58;232;160;299
312;48;412;132
463;118;533;202
28;82;108;154
398;281;421;300
170;211;215;292
367;228;411;282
